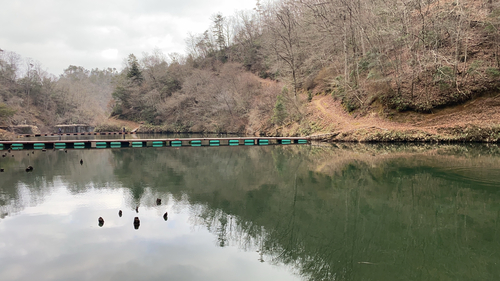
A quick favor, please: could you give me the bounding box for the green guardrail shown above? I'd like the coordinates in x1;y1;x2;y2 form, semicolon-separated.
110;142;122;148
229;140;239;146
74;142;85;149
152;141;164;147
96;142;107;148
0;143;3;150
131;142;143;147
281;139;291;144
171;141;182;147
209;140;220;146
191;140;202;147
297;139;308;144
258;139;269;145
34;143;45;149
11;143;23;150
55;143;67;149
244;139;254;146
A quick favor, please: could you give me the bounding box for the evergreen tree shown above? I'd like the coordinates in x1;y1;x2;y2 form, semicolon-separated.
272;94;287;125
126;54;143;84
212;13;226;51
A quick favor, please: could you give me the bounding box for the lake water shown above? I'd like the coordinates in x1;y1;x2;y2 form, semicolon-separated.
1;143;499;280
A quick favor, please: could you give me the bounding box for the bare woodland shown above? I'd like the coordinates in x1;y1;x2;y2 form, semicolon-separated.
0;52;116;131
1;0;499;135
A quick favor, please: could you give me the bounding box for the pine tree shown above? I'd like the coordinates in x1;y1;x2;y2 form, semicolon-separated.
126;54;143;84
272;94;287;125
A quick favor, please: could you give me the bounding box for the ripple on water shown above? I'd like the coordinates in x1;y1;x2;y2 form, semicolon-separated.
436;166;500;189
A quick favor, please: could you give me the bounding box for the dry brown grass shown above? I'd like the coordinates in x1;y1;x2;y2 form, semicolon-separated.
301;91;500;141
0;129;15;141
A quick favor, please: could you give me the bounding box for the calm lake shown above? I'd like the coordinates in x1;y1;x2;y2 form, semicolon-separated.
1;143;499;280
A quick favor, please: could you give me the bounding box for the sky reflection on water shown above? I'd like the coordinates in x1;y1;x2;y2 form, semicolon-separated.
1;143;500;280
0;181;299;281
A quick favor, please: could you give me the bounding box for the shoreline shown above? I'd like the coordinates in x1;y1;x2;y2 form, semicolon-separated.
4;122;500;144
310;124;500;143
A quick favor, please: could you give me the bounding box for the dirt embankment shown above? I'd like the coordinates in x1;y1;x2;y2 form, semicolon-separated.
306;94;500;142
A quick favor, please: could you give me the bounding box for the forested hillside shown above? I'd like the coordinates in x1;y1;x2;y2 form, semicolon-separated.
1;0;499;137
0;52;115;131
108;0;500;134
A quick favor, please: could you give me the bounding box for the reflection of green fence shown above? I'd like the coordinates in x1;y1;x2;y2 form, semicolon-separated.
34;143;45;149
229;140;239;146
171;141;182;147
258;139;269;145
209;140;220;146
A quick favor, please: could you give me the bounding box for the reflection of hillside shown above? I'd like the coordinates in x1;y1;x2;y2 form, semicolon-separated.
111;144;499;281
1;144;500;280
308;143;500;190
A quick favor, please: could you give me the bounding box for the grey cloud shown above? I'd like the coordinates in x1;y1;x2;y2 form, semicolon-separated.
0;0;258;75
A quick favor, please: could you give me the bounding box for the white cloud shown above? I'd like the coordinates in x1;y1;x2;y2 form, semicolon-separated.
101;48;119;60
0;0;259;75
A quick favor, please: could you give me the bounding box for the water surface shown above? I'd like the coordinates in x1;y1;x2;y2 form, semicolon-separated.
1;143;499;280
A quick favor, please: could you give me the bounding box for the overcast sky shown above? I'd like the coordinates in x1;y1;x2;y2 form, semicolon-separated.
0;0;258;76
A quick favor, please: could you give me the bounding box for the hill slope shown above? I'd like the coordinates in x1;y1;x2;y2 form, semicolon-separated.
304;94;500;142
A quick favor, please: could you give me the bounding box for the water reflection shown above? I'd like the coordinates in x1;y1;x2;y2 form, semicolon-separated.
0;143;500;280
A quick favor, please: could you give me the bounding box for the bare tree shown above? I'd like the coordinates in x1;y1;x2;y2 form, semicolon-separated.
264;1;305;98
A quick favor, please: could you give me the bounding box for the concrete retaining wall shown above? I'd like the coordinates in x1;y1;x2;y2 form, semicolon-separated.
55;125;95;134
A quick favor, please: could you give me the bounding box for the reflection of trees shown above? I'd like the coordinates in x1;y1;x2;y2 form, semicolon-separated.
184;161;500;280
0;150;117;215
1;144;500;280
151;145;500;281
